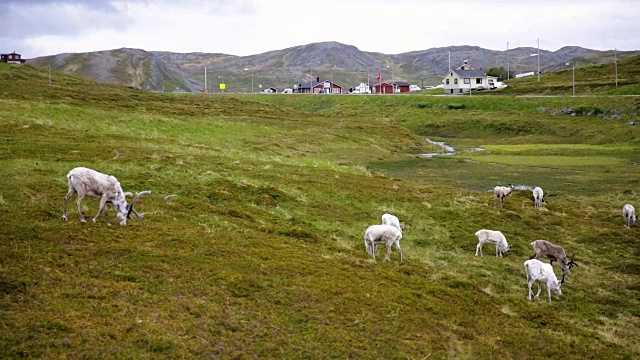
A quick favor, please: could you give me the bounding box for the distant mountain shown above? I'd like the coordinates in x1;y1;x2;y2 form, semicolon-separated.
26;42;639;93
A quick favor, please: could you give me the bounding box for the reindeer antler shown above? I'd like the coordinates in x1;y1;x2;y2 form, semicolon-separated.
127;190;152;219
567;253;579;268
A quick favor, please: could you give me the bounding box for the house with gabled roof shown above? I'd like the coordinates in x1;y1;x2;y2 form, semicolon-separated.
372;82;394;94
442;60;497;94
1;52;26;64
393;81;411;93
295;77;344;94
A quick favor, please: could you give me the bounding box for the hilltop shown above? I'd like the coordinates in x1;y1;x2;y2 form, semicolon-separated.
25;41;639;93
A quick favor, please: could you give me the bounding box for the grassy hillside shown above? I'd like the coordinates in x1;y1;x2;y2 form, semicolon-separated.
501;54;640;95
1;63;639;359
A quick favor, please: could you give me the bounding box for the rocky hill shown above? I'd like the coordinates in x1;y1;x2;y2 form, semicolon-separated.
26;42;638;93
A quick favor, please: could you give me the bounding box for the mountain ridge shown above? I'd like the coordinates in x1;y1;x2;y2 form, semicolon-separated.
25;41;639;93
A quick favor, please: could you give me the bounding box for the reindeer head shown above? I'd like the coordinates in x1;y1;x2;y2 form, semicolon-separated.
505;243;512;256
553;281;563;296
499;242;512;256
113;192;130;226
560;254;578;284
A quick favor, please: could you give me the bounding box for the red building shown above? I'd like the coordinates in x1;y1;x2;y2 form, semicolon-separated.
394;81;411;93
1;52;26;64
372;82;394;94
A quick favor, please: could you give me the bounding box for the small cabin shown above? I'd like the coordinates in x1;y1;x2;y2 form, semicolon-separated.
1;52;26;64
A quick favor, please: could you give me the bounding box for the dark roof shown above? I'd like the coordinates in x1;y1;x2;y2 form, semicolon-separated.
297;81;321;89
298;80;344;89
393;81;410;87
452;69;488;78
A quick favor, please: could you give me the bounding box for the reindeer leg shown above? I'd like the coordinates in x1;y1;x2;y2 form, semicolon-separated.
62;186;76;221
395;240;403;263
76;194;86;222
383;243;392;261
92;195;111;225
103;203;111;225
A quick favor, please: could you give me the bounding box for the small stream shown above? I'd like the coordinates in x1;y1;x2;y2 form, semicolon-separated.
418;138;457;158
419;138;487;158
419;139;536;192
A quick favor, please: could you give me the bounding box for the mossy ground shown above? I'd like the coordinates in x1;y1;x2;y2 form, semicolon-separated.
1;63;639;359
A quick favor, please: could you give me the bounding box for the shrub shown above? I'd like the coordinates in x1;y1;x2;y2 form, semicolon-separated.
448;103;466;110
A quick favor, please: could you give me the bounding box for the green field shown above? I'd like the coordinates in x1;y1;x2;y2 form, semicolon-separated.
1;63;639;359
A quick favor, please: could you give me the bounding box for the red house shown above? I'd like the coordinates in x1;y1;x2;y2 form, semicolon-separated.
1;52;26;64
393;81;411;93
372;82;394;94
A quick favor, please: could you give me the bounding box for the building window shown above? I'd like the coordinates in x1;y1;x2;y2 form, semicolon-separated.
446;79;450;85
476;78;482;84
454;78;458;85
464;78;470;84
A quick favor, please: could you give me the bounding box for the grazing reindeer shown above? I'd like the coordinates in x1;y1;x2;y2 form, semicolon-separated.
529;240;578;284
474;229;511;257
524;259;563;302
623;204;637;228
532;186;546;208
364;224;403;262
62;167;151;225
381;213;403;233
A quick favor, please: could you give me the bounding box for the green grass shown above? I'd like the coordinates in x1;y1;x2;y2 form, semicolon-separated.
500;54;640;95
1;64;639;359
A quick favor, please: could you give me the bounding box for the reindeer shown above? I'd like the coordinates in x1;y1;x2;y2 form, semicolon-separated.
493;184;515;208
62;167;151;225
529;239;578;284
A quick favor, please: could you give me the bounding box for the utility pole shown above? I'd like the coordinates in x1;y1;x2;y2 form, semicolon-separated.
468;63;472;96
506;41;510;80
537;38;541;82
614;48;618;88
204;67;207;94
572;64;576;96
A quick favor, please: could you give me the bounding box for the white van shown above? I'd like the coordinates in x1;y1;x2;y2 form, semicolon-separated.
281;88;293;94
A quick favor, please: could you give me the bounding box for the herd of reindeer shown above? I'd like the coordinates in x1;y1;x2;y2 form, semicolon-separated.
61;168;637;303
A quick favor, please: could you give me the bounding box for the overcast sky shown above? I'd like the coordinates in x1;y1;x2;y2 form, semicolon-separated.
2;0;638;58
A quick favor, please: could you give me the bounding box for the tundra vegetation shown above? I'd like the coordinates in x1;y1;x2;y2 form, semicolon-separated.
0;62;639;358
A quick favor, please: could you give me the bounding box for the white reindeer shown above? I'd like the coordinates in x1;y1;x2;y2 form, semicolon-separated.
532;186;546;208
381;213;402;233
474;229;511;257
524;259;562;302
62;167;150;225
364;224;403;262
623;204;637;228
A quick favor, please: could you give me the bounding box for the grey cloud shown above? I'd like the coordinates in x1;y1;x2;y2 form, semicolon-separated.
1;0;257;39
1;3;133;38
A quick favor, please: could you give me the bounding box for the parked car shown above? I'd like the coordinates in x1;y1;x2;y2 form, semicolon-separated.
409;85;421;92
489;81;508;90
281;88;293;94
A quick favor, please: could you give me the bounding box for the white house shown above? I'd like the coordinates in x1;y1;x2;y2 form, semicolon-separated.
442;60;497;94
